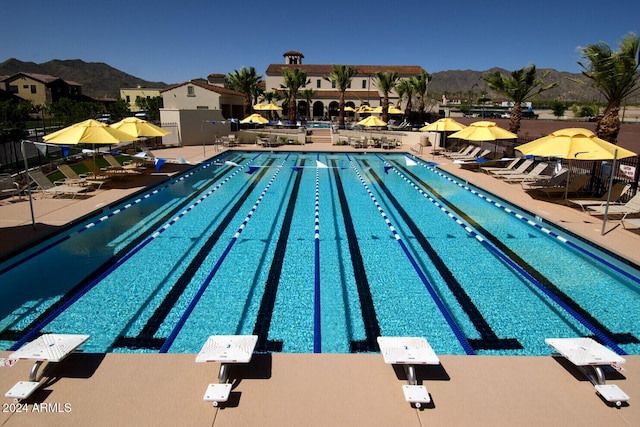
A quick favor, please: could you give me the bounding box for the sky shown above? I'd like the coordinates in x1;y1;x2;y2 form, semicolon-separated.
2;0;639;85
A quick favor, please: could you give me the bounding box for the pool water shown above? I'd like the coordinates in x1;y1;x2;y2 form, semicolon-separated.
1;152;639;356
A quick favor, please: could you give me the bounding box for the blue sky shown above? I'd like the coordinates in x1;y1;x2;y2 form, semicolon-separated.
2;0;638;84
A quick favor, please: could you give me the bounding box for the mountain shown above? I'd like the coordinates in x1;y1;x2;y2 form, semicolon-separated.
0;58;170;100
0;58;601;103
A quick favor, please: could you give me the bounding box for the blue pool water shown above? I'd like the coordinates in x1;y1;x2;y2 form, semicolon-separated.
1;152;639;356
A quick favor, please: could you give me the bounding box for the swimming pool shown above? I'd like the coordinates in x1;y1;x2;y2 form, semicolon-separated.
1;152;639;356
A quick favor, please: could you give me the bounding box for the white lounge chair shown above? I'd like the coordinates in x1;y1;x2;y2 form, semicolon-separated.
588;193;640;217
545;337;629;406
481;158;520;174
58;164;109;189
499;162;549;183
377;336;440;408
28;170;89;199
0;173;21;201
448;146;482;159
566;183;630;211
489;159;534;176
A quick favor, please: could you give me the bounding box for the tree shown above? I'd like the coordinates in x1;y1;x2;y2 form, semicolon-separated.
578;33;640;143
411;71;432;124
482;65;558;133
549;100;568;118
109;98;131;122
324;65;357;128
374;71;399;123
281;68;309;123
395;79;414;119
300;88;316;121
226;66;263;117
0;99;31;130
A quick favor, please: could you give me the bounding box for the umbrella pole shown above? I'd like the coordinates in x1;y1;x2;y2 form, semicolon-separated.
600;149;618;236
21;140;36;229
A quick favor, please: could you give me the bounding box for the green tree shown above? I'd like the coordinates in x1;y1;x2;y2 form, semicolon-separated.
300;88;316;121
395;79;415;119
578;33;640;143
375;71;399;123
324;65;357;128
549;100;568;118
226;66;263;117
482;65;558;133
0;99;31;130
109;98;131;122
281;68;309;123
411;71;432;124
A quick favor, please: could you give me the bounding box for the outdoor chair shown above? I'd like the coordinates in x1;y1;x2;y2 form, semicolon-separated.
57;164;109;189
499;162;549;183
566;183;631;211
489;159;534;176
535;174;591;199
28;170;89;199
481;158;520;174
453;149;491;162
588;193;640;217
448;146;481;159
103;154;143;174
521;168;568;189
0;173;21;201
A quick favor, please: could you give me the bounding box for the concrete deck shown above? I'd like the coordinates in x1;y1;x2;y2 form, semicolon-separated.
1;141;638;426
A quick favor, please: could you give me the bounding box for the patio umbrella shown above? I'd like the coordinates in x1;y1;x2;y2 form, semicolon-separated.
357;115;387;127
355;105;374;114
369;105;403;115
240;113;269;124
43;119;138;145
343;106;356;112
516;127;637;234
420;118;467;151
448;121;516;141
110;117;171;138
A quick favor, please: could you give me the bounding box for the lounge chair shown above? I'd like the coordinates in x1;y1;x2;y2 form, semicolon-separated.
103;154;142;174
545;337;629;406
453;149;491;162
82;159;115;179
377;336;440;408
443;145;472;158
5;334;90;401
57;164;109;189
28;170;89;199
448;146;481;159
499;162;549;183
588;193;640;216
621;216;640;229
489;159;534;176
536;174;591;198
481;158;520;174
0;173;21;201
566;183;630;211
521;168;568;189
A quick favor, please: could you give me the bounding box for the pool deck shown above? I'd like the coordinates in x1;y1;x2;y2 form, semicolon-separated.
1;142;639;426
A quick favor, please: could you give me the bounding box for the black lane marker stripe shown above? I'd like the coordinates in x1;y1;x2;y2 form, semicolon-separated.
365;160;521;351
395;160;638;346
113;159;276;350
252;159;305;353
0;163;241;344
331;160;381;353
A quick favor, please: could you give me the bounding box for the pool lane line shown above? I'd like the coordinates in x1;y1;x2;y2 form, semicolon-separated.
417;158;640;287
8;156;259;352
160;155;291;353
113;158;277;351
346;154;475;355
313;154;322;353
365;157;522;351
331;159;381;353
381;156;628;355
0;152;242;277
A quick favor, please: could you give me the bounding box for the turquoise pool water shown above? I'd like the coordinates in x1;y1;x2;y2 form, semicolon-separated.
1;152;639;355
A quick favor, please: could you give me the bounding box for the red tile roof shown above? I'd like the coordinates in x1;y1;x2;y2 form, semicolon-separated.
160;80;244;96
265;64;424;77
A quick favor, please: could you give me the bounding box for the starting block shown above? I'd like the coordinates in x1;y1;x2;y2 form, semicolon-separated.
546;337;629;407
196;335;258;407
5;334;89;401
377;336;440;408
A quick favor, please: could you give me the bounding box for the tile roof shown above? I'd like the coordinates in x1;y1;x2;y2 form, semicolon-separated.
160;80;244;96
266;64;424;77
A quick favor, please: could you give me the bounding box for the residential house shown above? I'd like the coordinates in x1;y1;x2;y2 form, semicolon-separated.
0;72;82;106
120;87;162;111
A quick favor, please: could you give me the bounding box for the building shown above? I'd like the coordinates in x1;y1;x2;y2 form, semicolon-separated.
264;50;426;119
120;87;162;111
0;72;82;106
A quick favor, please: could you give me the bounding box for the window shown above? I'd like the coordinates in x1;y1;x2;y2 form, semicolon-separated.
362;80;367;89
23;85;29;89
196;106;208;110
8;85;17;93
30;85;37;93
331;81;336;89
316;79;321;88
187;86;195;96
126;95;131;102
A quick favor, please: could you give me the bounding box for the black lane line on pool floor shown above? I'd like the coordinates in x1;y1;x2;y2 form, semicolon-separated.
113;159;276;351
364;160;522;351
394;160;639;347
331;159;381;353
0;161;244;344
252;159;305;353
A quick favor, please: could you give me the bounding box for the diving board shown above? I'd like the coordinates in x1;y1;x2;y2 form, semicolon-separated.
546;337;629;406
5;334;89;401
377;336;440;408
196;335;258;407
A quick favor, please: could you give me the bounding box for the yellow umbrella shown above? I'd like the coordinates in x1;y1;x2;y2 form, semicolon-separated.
515;128;636;160
355;105;374;114
43;119;139;145
344;106;356;112
110;117;171;138
420;118;466;132
253;104;266;110
357;116;387;127
240;113;269;124
448;121;517;141
369;105;403;115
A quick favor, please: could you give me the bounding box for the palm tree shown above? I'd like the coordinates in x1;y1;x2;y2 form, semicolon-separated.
411;71;432;124
226;66;263;117
395;79;415;120
324;65;357;128
300;88;316;121
482;65;558;133
578;33;640;143
374;71;399;123
281;68;309;123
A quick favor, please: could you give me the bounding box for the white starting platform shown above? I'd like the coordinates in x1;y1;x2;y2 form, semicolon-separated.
196;335;258;407
377;336;440;408
546;337;629;406
5;334;89;401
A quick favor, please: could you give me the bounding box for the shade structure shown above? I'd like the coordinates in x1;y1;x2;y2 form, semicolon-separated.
369;105;403;115
420;118;466;132
448;121;517;141
357;115;387;127
254;103;282;111
343;106;356;112
240;113;269;124
515;128;637;160
43;119;138;145
110;117;171;138
355;105;374;114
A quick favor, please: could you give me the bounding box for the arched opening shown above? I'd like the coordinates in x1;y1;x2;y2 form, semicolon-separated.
313;101;325;120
